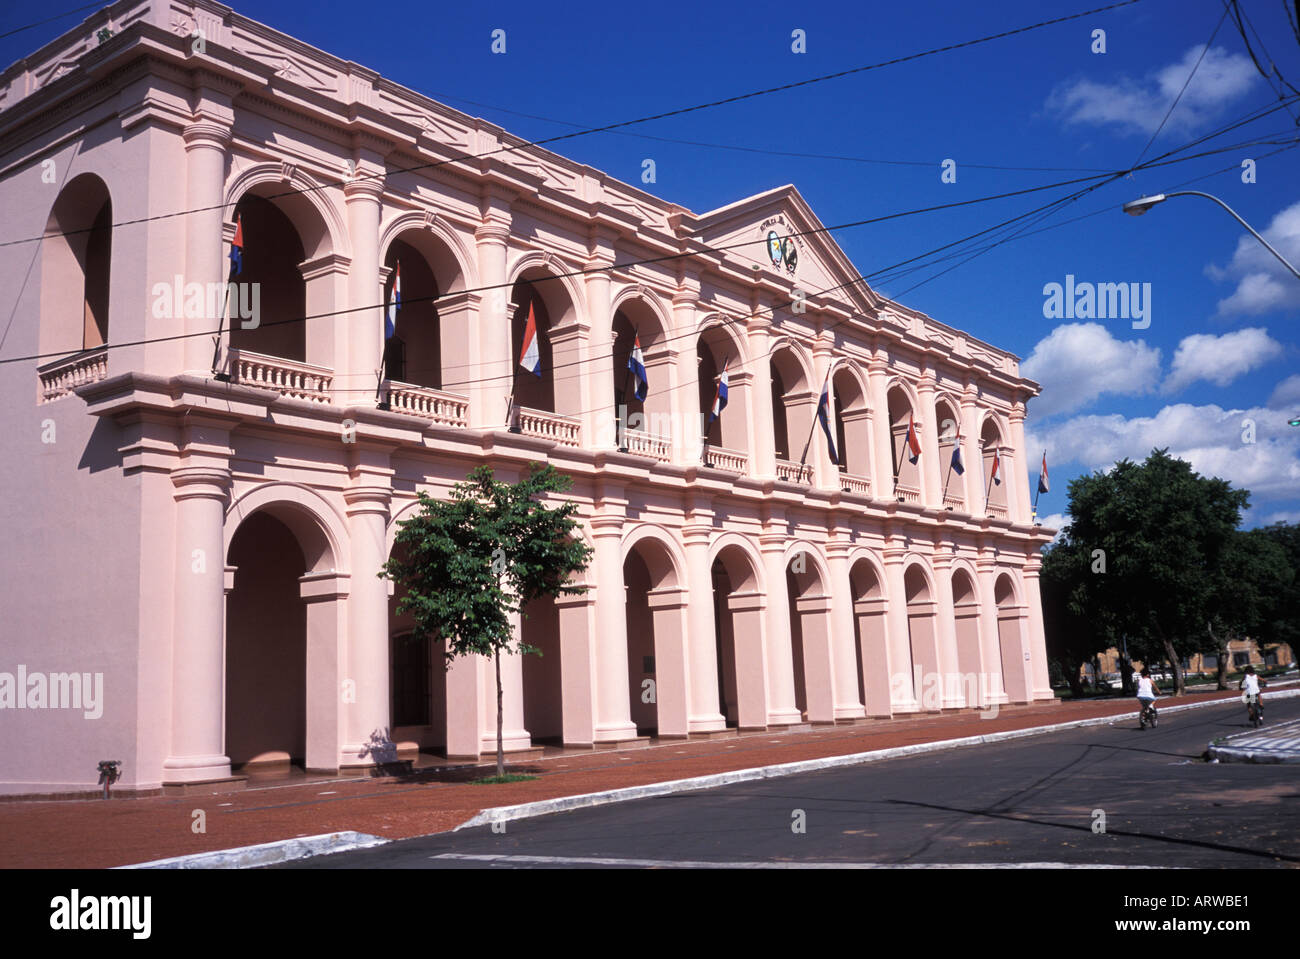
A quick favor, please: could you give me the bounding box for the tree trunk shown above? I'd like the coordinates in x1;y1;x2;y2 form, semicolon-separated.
1159;634;1185;696
1119;655;1134;696
1209;623;1229;690
495;652;505;779
1065;660;1083;697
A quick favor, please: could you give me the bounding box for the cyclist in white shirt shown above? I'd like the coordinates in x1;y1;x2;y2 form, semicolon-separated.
1239;665;1264;718
1135;668;1159;724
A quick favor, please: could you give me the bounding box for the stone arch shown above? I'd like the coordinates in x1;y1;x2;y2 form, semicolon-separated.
768;337;814;463
621;523;686;589
886;379;923;499
708;534;767;728
224;481;348;772
903;556;941;710
831;360;872;479
848;550;890;717
707;532;765;593
378;210;476;293
611;289;672;427
696;316;750;452
224;162;348;261
994;569;1031;703
225;481;347;574
783;539;834;723
506;251;585;416
950;563;985;703
224;164;346;365
980;411;1010;515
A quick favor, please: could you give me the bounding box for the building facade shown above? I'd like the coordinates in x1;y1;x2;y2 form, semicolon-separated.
0;0;1055;796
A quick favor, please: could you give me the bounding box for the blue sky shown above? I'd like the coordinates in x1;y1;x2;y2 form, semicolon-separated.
4;0;1297;527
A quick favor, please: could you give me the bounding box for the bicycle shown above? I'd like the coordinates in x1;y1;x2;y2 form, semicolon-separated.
1244;691;1263;728
1139;700;1158;730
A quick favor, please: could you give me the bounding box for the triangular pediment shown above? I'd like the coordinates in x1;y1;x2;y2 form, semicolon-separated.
692;185;885;320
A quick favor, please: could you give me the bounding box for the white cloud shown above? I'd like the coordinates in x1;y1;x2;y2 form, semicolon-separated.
1268;373;1300;410
1046;46;1257;136
1162;327;1282;394
1252;509;1300;526
1022;323;1162;419
1026;403;1300;502
1210;200;1300;315
1036;512;1070;545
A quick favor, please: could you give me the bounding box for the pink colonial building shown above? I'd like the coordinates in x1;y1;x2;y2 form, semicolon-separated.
0;0;1055;797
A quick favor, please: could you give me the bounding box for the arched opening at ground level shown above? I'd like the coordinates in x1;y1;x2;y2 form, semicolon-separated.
520;596;562;744
225;511;307;770
850;559;892;717
387;538;448;755
709;544;766;729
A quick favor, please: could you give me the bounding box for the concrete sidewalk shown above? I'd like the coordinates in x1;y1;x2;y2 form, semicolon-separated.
0;687;1283;869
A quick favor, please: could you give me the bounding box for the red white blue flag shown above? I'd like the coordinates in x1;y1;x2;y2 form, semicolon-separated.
1038;452;1049;494
519;302;541;376
950;432;964;475
710;361;729;423
906;414;921;463
228;215;243;280
990;450;1002;486
627;334;648;402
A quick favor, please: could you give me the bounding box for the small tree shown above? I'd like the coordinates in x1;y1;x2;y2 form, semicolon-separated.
381;464;592;778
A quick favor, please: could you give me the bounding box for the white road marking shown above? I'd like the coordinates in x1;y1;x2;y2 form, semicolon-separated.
429;853;1160;869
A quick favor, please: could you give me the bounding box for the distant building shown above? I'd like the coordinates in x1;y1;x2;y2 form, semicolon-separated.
1081;640;1295;686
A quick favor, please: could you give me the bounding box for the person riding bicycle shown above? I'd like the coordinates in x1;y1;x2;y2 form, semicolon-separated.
1136;667;1160;725
1239;665;1264;720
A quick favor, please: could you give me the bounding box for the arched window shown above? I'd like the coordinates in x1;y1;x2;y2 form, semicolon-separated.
40;173;112;356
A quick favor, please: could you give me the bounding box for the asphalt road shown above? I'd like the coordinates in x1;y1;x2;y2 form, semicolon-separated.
282;696;1300;869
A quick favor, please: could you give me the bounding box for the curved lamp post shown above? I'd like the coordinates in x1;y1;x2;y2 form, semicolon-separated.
1122;191;1300;281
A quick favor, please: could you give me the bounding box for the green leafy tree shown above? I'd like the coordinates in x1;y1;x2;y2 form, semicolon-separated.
1062;449;1248;696
1040;538;1114;696
1205;527;1291;688
1256;522;1300;662
381;464;592;778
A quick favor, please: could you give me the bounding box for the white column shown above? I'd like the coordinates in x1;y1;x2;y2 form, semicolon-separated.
340;478;391;769
164;463;232;783
343;167;385;404
883;544;920;712
182;114;231;373
682;518;726;732
867;352;894;499
917;370;942;507
473;195;513;430
826;538;865;719
592;515;637;741
760;529;802;725
747;313;777;478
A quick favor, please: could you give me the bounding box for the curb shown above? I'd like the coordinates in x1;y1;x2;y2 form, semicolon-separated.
117;830;389;869
1207;714;1300;765
457;689;1300;831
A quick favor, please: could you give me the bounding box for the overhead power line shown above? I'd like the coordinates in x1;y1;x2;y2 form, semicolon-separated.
0;0;1144;250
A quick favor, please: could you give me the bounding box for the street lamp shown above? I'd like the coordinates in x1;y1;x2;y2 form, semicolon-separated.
1122;191;1300;281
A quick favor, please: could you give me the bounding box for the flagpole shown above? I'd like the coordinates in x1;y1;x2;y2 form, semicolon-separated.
617;328;635;452
984;444;996;513
210;280;233;380
797;367;831;484
1033;448;1046;512
701;358;726;467
942;430;958;501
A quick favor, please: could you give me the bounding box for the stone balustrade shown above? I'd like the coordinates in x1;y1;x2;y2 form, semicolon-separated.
384;381;469;427
703;445;748;474
37;346;108;403
622;428;672;462
517;407;582;447
228;348;333;403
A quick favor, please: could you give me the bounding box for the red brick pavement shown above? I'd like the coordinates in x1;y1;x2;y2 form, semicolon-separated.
0;692;1244;868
